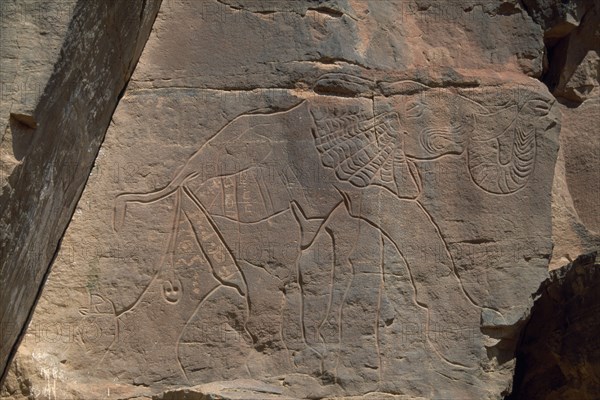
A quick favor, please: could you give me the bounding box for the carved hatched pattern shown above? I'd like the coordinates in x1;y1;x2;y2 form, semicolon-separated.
468;95;549;195
468;126;536;194
419;121;466;156
310;108;402;189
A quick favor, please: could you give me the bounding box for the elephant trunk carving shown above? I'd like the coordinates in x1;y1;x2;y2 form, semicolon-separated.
467;105;537;194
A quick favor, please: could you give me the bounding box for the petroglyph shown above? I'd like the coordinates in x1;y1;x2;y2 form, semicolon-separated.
102;76;553;385
2;0;566;396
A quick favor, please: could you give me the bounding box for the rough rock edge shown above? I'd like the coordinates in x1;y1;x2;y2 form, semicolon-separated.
505;251;600;399
148;378;428;400
0;0;162;385
521;0;599;266
520;0;598;102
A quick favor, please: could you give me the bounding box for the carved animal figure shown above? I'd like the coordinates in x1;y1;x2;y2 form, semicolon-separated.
109;78;550;384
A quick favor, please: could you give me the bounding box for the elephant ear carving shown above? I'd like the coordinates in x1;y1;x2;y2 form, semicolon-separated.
309;107;420;198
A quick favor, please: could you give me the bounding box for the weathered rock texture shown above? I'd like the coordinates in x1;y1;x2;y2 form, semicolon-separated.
152;379;298;400
4;0;599;398
1;1;566;399
550;98;600;269
0;0;161;385
542;0;599;269
0;1;75;133
524;0;599;102
507;252;600;399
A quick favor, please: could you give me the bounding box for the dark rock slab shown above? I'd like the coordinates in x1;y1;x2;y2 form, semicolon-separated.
0;0;162;384
507;252;600;399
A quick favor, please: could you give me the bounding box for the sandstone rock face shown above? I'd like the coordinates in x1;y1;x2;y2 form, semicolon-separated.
550;99;600;269
0;0;161;384
545;2;599;269
544;3;599;102
1;0;567;399
152;379;296;400
524;0;599;103
0;1;75;133
508;253;600;399
522;0;592;42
